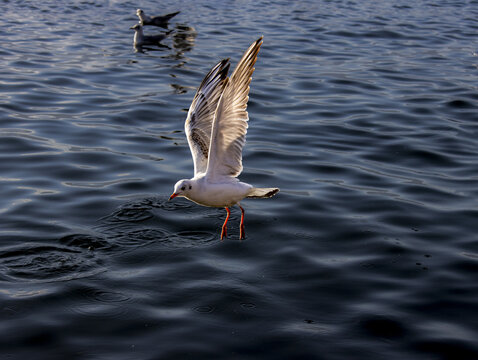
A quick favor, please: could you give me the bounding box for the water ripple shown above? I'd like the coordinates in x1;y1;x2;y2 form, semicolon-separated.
0;242;105;283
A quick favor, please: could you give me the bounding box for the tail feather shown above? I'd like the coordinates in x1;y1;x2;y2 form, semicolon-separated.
247;187;279;199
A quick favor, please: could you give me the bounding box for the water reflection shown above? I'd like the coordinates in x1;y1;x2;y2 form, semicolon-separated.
172;24;197;56
133;43;170;53
132;23;197;59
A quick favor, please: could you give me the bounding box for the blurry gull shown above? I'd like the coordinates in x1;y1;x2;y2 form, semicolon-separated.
136;9;180;28
130;24;169;47
169;37;279;240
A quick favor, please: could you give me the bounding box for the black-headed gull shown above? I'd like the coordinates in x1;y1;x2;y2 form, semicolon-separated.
130;24;169;47
136;9;180;28
169;37;279;240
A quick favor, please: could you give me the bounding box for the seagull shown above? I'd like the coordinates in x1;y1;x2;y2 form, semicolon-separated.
169;37;279;240
130;24;169;47
136;9;180;28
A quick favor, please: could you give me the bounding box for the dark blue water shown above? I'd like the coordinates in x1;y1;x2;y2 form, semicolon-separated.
1;0;478;358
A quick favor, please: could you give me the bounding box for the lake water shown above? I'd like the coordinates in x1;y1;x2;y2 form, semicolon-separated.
1;0;478;359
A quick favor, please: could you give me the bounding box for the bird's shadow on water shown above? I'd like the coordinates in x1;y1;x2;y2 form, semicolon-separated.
0;196;220;285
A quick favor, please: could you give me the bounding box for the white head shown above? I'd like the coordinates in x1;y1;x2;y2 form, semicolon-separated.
130;23;143;32
130;24;144;46
169;179;194;200
136;9;146;21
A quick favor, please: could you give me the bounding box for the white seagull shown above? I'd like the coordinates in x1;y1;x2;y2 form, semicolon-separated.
130;24;169;47
169;37;279;240
136;9;180;28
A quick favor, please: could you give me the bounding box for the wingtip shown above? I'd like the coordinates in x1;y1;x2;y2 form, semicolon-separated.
252;36;263;54
219;59;231;80
220;58;231;67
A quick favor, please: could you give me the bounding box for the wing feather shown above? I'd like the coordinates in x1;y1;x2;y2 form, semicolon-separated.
205;37;263;181
185;59;230;175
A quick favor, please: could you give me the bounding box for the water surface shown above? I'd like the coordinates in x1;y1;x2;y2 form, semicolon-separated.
1;0;478;359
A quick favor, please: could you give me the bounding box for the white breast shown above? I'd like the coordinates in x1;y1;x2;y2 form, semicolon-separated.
187;179;252;207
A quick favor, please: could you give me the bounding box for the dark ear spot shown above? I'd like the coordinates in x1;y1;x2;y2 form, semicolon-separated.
189;185;192;190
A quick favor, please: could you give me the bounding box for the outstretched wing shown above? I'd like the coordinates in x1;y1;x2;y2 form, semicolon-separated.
185;59;230;176
205;37;263;181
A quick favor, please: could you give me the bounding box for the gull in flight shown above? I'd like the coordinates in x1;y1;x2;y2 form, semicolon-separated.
136;9;180;28
169;37;279;240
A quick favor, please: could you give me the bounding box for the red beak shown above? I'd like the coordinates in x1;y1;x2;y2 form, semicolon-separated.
169;193;178;201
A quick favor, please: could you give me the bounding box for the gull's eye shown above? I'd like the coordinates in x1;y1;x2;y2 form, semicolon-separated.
189;185;192;190
181;186;186;191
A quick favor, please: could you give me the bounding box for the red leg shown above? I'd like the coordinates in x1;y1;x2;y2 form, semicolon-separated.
221;207;230;240
239;205;245;240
